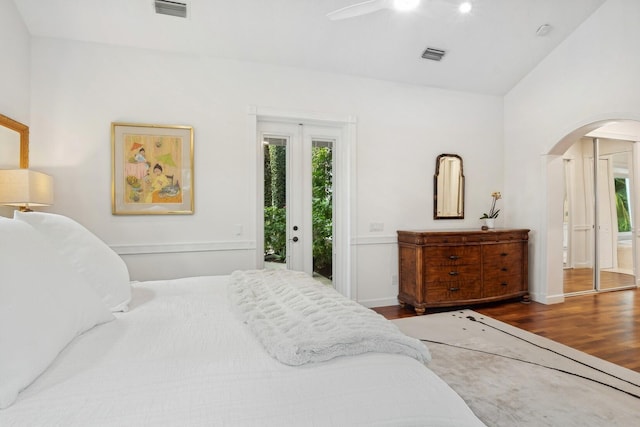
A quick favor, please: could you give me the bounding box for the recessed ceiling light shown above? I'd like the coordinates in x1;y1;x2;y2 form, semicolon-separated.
393;0;420;12
458;2;472;14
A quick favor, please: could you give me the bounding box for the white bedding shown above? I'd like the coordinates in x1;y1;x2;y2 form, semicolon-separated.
0;275;485;427
229;269;430;365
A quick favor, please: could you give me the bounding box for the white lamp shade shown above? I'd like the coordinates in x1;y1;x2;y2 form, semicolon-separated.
0;169;54;207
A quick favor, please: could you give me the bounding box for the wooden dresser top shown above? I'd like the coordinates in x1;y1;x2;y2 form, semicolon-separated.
397;229;530;245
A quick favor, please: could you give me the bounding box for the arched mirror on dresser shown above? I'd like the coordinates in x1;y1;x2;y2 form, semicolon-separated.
0;114;29;169
434;153;464;219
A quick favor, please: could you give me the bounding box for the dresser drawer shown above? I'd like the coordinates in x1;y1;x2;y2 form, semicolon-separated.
483;262;522;282
483;274;523;297
482;242;523;267
482;242;524;296
425;264;481;284
423;246;481;266
426;281;482;302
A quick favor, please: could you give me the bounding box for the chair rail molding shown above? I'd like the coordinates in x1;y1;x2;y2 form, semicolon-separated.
111;240;256;255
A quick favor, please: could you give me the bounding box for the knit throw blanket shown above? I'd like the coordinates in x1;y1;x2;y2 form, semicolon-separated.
228;269;431;366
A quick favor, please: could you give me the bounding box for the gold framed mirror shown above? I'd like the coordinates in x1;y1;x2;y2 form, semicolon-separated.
0;114;29;169
434;153;464;219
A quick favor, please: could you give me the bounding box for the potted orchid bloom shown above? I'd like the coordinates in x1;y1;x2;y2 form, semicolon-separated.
480;192;501;228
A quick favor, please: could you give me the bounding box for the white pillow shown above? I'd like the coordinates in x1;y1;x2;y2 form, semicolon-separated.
0;218;115;409
14;211;131;312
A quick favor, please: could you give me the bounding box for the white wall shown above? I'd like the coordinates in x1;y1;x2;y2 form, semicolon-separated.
504;0;640;303
0;0;30;121
0;0;30;219
27;36;503;306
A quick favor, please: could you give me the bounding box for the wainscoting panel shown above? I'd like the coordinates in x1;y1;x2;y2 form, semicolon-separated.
112;241;257;281
353;234;399;307
112;240;256;255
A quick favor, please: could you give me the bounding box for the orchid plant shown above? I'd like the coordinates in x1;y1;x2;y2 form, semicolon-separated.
480;192;501;219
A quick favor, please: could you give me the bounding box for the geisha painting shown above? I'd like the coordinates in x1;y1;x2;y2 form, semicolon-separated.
123;134;183;204
112;123;194;215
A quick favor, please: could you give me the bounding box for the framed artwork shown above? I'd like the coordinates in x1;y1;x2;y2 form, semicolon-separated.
111;122;194;215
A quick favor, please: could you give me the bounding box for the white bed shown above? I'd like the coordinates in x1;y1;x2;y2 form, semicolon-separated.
0;213;485;426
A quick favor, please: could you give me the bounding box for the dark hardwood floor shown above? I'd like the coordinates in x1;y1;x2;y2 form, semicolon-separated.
374;288;640;373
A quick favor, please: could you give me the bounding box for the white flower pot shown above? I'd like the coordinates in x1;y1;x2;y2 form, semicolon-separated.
484;218;495;229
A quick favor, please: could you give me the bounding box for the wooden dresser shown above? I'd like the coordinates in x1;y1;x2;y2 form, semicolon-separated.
397;229;529;314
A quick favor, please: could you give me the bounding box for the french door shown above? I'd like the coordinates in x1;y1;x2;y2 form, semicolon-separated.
259;120;338;284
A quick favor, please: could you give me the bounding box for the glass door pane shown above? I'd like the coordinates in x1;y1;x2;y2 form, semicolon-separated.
311;139;333;285
260;122;323;278
598;142;635;290
263;137;288;270
563;138;595;294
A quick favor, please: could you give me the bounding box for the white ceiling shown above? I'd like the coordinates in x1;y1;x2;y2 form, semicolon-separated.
588;121;640;142
13;0;607;96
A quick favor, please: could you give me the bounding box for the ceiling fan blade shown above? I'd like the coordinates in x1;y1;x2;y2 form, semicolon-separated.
327;0;389;21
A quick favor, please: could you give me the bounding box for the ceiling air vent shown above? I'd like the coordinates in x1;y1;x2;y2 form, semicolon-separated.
155;0;187;18
421;47;446;61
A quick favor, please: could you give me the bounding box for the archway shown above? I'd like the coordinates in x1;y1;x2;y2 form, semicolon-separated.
545;119;640;301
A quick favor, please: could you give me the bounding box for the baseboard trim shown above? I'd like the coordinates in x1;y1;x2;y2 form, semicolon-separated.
531;292;565;305
352;235;397;245
358;296;399;308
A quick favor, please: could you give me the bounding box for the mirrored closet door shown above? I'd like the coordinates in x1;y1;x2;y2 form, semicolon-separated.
563;137;636;294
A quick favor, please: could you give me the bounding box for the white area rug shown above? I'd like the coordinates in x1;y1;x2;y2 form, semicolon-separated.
393;309;640;427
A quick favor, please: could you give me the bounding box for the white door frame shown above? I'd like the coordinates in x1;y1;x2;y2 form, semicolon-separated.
596;156;616;271
248;106;357;299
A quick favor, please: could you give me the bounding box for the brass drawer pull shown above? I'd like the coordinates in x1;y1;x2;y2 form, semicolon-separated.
501;282;508;287
449;271;459;276
449;287;460;292
449;255;460;260
501;267;508;272
501;253;508;257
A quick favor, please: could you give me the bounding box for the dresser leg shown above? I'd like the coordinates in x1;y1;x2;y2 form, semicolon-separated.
414;307;426;315
522;293;531;303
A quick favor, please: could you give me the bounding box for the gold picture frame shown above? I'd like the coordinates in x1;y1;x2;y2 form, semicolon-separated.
111;122;194;215
0;113;29;168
